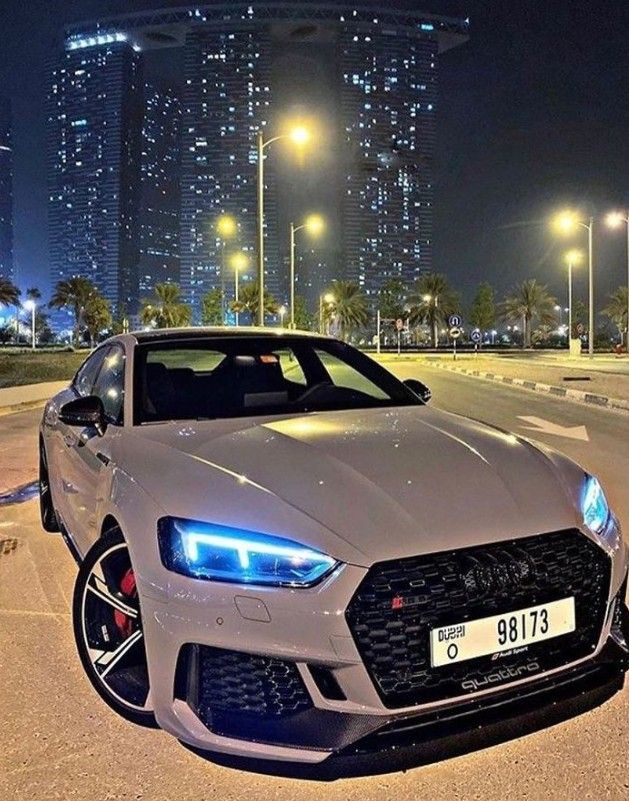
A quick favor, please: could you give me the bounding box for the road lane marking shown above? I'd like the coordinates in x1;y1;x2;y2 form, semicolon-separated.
517;416;589;441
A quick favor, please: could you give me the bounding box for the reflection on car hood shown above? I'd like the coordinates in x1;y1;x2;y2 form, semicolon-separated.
125;406;581;566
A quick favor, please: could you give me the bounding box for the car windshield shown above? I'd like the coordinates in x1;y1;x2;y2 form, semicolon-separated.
133;335;421;424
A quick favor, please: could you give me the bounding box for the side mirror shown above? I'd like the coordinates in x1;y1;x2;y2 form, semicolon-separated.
59;395;107;436
403;379;432;404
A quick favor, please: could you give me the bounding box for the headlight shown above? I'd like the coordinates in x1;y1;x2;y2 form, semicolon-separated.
158;517;339;587
582;474;611;535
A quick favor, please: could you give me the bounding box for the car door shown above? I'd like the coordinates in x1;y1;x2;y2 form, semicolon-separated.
48;346;108;536
61;344;126;554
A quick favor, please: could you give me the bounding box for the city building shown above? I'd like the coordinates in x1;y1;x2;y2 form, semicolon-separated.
0;97;14;282
138;84;181;300
51;5;467;319
47;32;143;323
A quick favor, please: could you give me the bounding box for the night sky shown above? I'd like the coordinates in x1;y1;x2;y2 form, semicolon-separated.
1;0;628;312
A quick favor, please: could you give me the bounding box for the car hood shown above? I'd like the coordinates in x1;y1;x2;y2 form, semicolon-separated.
122;406;583;566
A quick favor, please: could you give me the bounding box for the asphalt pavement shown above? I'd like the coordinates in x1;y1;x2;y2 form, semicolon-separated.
1;368;628;801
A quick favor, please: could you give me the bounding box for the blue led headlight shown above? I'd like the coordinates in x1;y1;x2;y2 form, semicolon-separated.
581;474;611;535
158;517;339;587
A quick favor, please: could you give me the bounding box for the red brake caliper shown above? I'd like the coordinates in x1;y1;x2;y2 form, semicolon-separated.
114;568;136;638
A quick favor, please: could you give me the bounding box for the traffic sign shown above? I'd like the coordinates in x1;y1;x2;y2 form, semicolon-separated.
449;326;462;339
448;314;462;327
470;329;482;343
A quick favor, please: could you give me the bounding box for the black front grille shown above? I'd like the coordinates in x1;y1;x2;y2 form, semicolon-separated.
345;529;611;709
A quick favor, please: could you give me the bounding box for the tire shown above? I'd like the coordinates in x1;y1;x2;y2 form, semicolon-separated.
39;441;60;533
72;528;158;728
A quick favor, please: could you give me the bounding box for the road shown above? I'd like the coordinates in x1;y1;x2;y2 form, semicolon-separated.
1;368;628;801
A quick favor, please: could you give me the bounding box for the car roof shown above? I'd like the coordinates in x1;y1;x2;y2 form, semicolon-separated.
128;326;331;344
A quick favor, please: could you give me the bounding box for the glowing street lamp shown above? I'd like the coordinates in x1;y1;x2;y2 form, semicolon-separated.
605;209;629;349
552;210;595;357
279;305;287;327
289;213;325;329
230;252;248;327
216;214;237;325
23;300;36;350
256;122;313;326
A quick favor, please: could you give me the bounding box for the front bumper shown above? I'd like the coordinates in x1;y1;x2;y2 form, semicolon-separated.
138;534;629;764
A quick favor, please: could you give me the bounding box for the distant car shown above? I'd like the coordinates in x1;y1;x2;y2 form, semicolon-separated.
39;328;628;764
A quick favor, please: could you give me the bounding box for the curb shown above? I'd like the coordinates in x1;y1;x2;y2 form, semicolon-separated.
0;399;47;418
428;362;629;413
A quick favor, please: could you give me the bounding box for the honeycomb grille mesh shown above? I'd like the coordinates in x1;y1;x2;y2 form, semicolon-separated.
345;529;611;709
196;646;311;720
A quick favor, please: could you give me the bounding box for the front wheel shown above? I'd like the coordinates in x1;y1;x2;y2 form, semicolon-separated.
72;528;158;728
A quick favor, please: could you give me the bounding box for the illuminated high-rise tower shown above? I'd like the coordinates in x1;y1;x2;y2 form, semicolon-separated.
0;98;14;282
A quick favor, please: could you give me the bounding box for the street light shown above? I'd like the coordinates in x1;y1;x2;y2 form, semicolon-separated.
552;210;595;357
319;292;335;335
564;248;583;349
230;252;248;327
289;213;325;329
256;122;312;326
216;214;237;325
23;300;36;350
605;209;629;350
279;305;287;327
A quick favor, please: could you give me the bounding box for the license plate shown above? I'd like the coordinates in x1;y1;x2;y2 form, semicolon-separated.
430;597;576;668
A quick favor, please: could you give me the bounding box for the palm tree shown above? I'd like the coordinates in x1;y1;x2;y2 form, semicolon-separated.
500;279;557;348
602;286;628;346
230;281;278;324
49;277;97;346
0;276;19;307
141;283;192;329
25;287;42;302
324;280;369;340
407;273;458;347
84;295;113;347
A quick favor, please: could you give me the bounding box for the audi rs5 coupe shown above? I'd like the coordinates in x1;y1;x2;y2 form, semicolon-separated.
39;329;628;765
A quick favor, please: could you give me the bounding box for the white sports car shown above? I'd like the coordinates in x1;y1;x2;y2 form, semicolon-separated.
39;329;628;765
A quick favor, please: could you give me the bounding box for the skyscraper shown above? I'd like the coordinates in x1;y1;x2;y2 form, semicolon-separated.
47;32;143;321
0;98;14;282
179;22;280;315
138;84;181;300
340;22;439;297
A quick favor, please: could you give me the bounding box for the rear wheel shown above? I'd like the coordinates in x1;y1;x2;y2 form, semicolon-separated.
72;528;158;728
39;441;60;532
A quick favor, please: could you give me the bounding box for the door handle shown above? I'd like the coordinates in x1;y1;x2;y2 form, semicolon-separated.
96;452;111;466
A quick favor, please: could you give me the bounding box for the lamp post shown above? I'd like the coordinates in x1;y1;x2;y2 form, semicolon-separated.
564;248;583;350
256;124;311;326
230;252;248;327
23;300;36;350
216;214;237;325
605;209;629;349
553;211;595;357
279;305;287;327
289;214;324;329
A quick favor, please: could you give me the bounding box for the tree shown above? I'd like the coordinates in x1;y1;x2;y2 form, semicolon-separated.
25;287;42;302
500;279;557;348
141;283;191;329
378;278;408;322
469;282;495;332
201;287;224;326
230;281;278;323
602;286;628;346
49;277;98;346
324;280;369;340
0;276;20;307
84;295;113;347
407;273;459;347
293;295;314;331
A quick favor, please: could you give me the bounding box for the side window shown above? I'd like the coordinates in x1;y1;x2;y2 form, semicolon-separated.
274;349;307;386
74;349;107;397
315;349;389;400
92;345;125;423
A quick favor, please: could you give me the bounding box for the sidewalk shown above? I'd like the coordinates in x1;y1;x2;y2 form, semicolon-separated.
0;381;68;415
